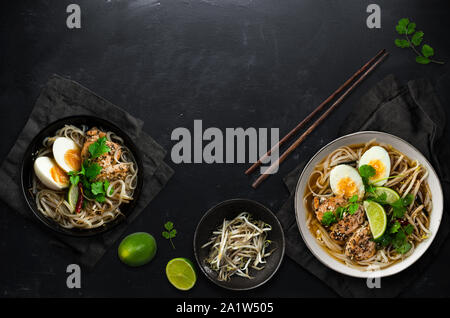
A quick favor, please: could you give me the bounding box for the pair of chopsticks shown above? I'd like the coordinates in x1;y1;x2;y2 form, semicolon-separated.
246;49;389;188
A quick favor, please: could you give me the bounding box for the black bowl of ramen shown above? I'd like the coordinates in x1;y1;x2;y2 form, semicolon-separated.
20;115;144;237
193;199;285;290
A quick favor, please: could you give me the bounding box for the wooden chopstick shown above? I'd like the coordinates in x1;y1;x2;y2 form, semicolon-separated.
251;51;389;189
245;48;386;176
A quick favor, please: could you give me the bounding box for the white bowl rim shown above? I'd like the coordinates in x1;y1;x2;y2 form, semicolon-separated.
294;131;444;278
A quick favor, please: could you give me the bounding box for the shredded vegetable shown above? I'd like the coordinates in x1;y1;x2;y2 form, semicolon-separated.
201;212;274;281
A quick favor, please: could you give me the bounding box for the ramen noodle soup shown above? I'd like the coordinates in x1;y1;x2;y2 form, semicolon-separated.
303;139;432;270
31;124;138;229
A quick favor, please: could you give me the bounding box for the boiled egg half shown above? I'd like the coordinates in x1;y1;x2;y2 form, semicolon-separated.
34;156;69;190
52;137;81;173
358;146;391;186
330;164;365;199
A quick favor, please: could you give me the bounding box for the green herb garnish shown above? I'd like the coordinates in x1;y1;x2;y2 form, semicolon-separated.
372;193;415;254
391;194;414;219
321;195;361;227
394;18;444;65
321;212;337;227
88;136;111;159
67;137;112;204
162;221;177;249
85;163;102;180
374;222;414;254
359;164;376;194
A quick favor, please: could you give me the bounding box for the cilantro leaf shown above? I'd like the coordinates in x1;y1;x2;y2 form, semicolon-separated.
348;195;358;203
406;22;416;35
403;194;414;206
395;18;409;34
164;221;174;231
392;206;406;219
411;31;424;46
347;203;359;215
398;18;409;27
395;39;410;48
415;56;430;64
389;221;401;234
374;233;392;247
95;194;106;203
91;181;105;196
421;44;434;58
85;163;102;180
404;223;414;235
394;240;412;254
321;211;337;227
88;136;111;159
359;165;376;179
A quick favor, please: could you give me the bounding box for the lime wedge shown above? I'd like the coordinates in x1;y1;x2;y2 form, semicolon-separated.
373;187;400;204
166;258;197;291
67;183;79;211
363;201;387;239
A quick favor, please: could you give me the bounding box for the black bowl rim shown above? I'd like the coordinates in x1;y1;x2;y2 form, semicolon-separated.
20;115;144;237
193;198;286;291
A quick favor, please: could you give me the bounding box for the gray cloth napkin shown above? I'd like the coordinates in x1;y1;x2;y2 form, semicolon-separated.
0;75;174;267
277;74;450;297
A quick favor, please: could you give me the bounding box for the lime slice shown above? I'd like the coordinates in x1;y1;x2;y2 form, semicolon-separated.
363;201;387;239
373;187;400;204
166;258;197;291
67;183;79;211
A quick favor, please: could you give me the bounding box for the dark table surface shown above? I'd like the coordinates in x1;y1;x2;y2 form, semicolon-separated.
1;0;450;297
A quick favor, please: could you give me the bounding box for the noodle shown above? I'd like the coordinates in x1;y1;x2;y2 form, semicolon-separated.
32;124;138;229
304;140;432;270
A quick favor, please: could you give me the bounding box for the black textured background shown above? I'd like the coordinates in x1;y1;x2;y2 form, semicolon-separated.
1;0;449;297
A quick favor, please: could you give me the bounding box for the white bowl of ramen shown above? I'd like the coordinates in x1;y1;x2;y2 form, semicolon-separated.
294;131;443;278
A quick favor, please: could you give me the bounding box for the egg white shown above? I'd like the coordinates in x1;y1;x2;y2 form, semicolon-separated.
34;156;69;190
329;164;365;199
52;137;80;173
358;146;391;186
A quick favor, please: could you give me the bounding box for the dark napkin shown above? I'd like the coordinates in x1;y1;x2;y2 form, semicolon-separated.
0;75;174;267
277;74;450;297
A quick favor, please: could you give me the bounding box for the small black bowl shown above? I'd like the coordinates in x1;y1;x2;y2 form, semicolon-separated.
193;199;285;290
20;115;144;237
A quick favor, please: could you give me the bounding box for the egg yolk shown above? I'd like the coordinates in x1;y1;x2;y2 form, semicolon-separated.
337;177;357;198
368;159;385;181
50;165;69;185
64;149;81;171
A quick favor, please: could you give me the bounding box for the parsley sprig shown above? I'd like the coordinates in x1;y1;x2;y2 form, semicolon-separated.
394;18;444;65
68;136;111;203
